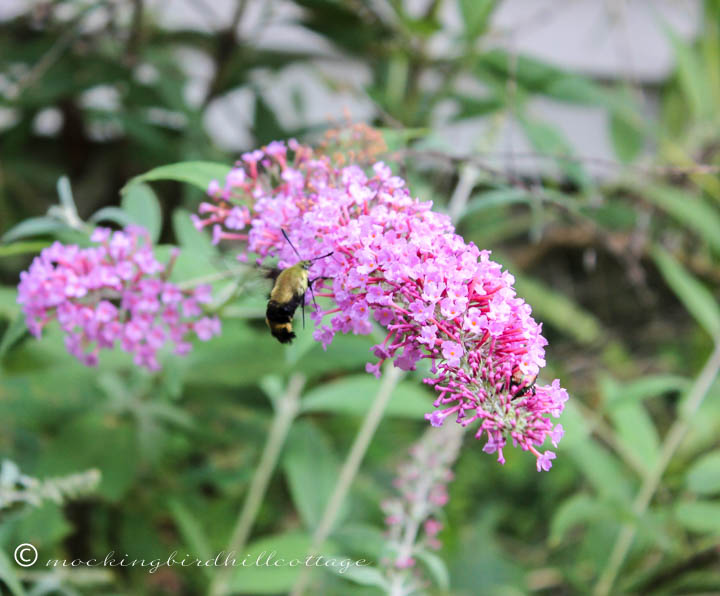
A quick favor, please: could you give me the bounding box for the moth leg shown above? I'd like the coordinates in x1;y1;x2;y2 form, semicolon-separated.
308;276;331;310
308;277;321;310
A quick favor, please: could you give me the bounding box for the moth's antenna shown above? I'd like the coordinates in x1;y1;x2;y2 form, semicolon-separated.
310;251;334;262
281;228;304;261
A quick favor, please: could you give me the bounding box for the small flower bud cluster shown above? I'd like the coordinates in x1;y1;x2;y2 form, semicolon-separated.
17;226;220;370
380;426;462;594
0;459;101;510
194;139;568;470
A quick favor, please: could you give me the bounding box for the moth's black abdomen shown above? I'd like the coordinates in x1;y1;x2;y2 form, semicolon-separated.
266;296;303;323
269;323;296;343
265;295;304;344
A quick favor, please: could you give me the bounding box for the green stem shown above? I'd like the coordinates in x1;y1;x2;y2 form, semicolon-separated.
593;342;720;596
209;373;305;596
289;365;404;596
447;164;481;222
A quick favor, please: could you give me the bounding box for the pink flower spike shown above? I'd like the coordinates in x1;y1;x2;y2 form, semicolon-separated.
381;427;461;583
17;225;220;371
190;137;568;471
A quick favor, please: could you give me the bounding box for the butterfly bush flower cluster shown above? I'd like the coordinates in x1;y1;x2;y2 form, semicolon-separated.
194;139;568;471
17;226;220;370
380;426;462;594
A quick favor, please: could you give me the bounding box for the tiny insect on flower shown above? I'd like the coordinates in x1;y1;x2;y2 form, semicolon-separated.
264;229;333;344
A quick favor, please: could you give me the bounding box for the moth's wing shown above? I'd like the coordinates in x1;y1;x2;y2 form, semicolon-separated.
261;266;281;282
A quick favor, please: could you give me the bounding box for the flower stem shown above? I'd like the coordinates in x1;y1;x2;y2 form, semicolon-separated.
447;163;481;222
593;343;720;596
209;373;305;596
289;365;404;596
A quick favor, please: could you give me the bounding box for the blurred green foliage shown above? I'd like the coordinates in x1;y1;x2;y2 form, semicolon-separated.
2;1;720;595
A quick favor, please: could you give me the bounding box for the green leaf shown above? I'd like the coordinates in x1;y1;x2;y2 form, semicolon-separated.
447;508;524;593
154;243;210;283
122;161;231;194
478;50;578;97
0;240;50;258
143;401;194;429
330;564;388;589
0;314;28;359
300;374;432;419
168;500;213;563
293;334;378;381
602;374;690;408
283;421;344;530
652;246;720;339
120;183;162;242
643;186;720;255
330;524;386;560
544;75;607;104
89;206;137;228
478;49;640;131
510;270;602;345
15;502;72;547
568;439;632;500
461;188;532;218
183;322;283;387
56;175;78;216
665;25;712;119
550;493;613;546
378;127;428;152
453;94;503;120
259;375;285;406
556;401;591;449
34;415;140;502
0;288;20;319
519;116;589;188
459;0;495;38
415;549;450;589
610;110;644;162
231;532;331;593
608;401;660;470
172;208;215;258
686;450;720;495
0;549;26;596
1;217;67;243
252;94;287;145
285;324;319;368
675;501;720;534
